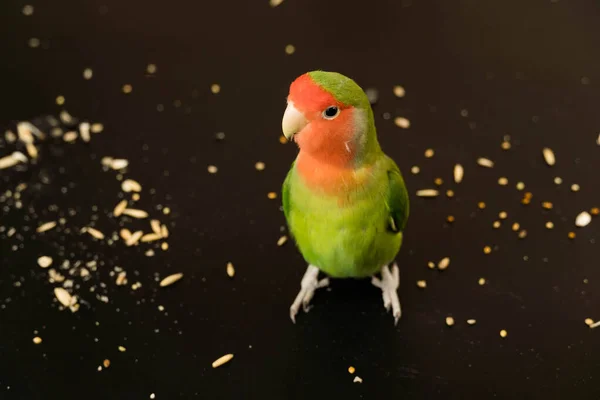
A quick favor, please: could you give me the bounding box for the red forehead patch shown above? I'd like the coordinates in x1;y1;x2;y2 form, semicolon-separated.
288;74;348;114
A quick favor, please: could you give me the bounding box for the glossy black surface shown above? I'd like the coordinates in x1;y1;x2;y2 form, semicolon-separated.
1;1;600;399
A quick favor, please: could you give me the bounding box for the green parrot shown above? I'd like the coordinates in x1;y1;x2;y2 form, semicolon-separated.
281;71;410;324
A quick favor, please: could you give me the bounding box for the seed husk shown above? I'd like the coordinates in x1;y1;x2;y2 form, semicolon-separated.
159;273;183;287
113;200;128;217
122;208;148;219
542;148;555;166
54;287;72;307
477;158;494;168
212;353;234;368
121;179;142;193
37;256;53;268
453;164;464;183
416;189;439;197
576;211;591;227
37;221;57;233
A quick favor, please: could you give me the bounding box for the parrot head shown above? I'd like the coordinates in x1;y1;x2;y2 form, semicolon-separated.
282;71;379;166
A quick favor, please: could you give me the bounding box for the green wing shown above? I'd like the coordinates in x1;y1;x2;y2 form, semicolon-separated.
385;162;409;233
281;161;295;222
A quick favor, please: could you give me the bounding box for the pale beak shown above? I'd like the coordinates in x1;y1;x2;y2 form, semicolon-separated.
282;102;308;140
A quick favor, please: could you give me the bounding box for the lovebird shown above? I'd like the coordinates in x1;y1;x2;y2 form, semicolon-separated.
281;71;410;324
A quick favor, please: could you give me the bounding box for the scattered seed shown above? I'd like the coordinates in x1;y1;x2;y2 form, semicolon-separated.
255;162;266;171
477;158;494;168
113;200;127;217
22;5;34;15
453;164;464;183
54;287;72;307
279;135;287;144
122;84;133;94
416;280;427;288
434;178;443;186
284;44;295;55
446;190;454;198
438;257;450;270
576;211;592;227
353;376;363;384
348;366;356;374
226;262;235;278
212;353;234;368
56;95;65;105
37;256;53;268
518;230;528;239
542;202;553;210
585;318;594;326
446;215;455;223
33;336;42;344
116;272;127;286
516;182;525;190
493;221;501;229
141;233;162;243
110;159;129;170
467;319;476;325
554;177;562;185
159;273;183;287
86;227;105;240
28;37;40;48
571;184;580;192
483;246;492;254
118;346;127;352
91;123;104;133
267;192;277;199
63;131;78;142
478;278;486;285
416;189;439;197
393;85;405;97
590;207;599;216
79;122;91;142
501;141;511;150
37;221;57;233
103;359;110;368
511;222;520;231
478;202;486;209
545;221;554;229
161;242;169;251
500;329;508;338
210;84;221;94
394;117;410;129
542;148;555;166
121;179;142;193
427;261;435;269
161;225;169;238
150;219;161;234
590;321;600;329
568;231;576;239
122;208;148;219
163;207;171;215
59;110;74;124
208;165;218;174
424;149;434;158
83;68;93;80
146;64;157;74
499;211;508;219
445;317;455;326
498;177;508;186
410;166;420;174
277;235;288;246
126;230;143;246
0;154;21;169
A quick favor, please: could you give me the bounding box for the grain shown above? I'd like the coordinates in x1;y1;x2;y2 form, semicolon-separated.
113;200;128;217
576;211;591;227
118;346;127;352
126;230;143;246
438;257;450;270
22;5;34;15
467;319;476;325
37;221;57;233
54;287;72;307
568;232;576;239
483;246;492;254
501;141;511;150
434;178;443;186
161;225;169;238
518;230;528;239
446;215;455;223
446;190;454;198
212;353;234;368
161;242;169;251
477;158;494;168
63;131;78;142
516;182;525;190
493;221;501;229
585;318;594;326
86;227;105;240
0;154;21;169
121;179;142;192
545;221;554;229
393;85;405;97
116;272;127;285
445;317;455;326
590;321;600;329
277;235;288;246
416;280;427;288
79;122;91;142
590;207;599;216
119;229;132;241
37;256;53;268
511;222;520;231
285;44;295;55
103;359;110;368
453;164;464;183
159;273;183;287
122;208;149;219
478;278;486;285
348;366;356;374
499;211;508;220
500;329;508;338
110;159;129;170
394;117;410;129
33;336;42;344
28;37;40;48
141;233;162;243
416;189;439;197
226;262;235;278
478;202;486;209
542;202;553;210
56;96;65;105
542;148;555;166
150;220;162;234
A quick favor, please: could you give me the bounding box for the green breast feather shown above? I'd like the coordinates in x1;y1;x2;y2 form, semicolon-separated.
281;156;409;278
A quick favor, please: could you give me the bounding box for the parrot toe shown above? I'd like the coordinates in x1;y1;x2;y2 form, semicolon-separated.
290;265;329;323
372;263;402;325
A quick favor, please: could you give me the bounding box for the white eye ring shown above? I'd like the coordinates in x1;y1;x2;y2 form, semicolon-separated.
322;106;340;120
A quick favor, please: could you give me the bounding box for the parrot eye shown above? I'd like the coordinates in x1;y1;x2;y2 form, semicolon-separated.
322;106;340;120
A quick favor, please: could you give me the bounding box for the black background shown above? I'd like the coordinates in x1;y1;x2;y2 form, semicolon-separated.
1;0;600;399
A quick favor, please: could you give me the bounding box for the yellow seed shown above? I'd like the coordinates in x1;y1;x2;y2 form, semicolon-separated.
277;236;288;246
478;277;486;285
554;177;563;185
255;161;266;171
511;222;520;231
493;221;501;229
103;359;110;368
499;211;507;220
542;202;553;210
394;117;410;129
571;184;580;192
226;262;235;278
434;178;443;186
393;85;406;97
56;95;65;105
118;346;127;352
545;221;554;229
518;230;527;238
585;318;594;326
445;317;455;326
446;215;455;223
568;232;576;239
267;192;277;199
478;202;486;209
211;84;221;94
501;141;511;150
500;330;508;338
591;207;599;216
207;165;218;174
516;182;525;190
122;84;133;94
161;242;169;251
427;261;435;269
416;280;427;288
438;257;450;270
212;353;234;368
33;336;42;344
424;149;434;158
410;166;420;174
146;64;157;74
284;44;295;55
498;177;508;186
348;366;356;374
467;319;477;325
279;135;287;144
483;246;492;254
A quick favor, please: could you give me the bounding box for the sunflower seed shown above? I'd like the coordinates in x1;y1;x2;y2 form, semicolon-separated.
113;200;128;217
86;227;105;240
453;164;464;183
576;211;592;227
211;353;234;368
122;208;148;219
159;273;183;287
36;221;57;233
542;147;555;166
477;158;494;168
121;179;142;192
54;287;72;307
37;256;53;268
416;189;439;197
126;230;143;246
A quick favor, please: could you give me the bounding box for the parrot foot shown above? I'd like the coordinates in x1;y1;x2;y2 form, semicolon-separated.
371;263;401;325
289;265;329;323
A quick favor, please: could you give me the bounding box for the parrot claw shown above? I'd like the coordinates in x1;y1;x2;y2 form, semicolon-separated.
290;265;329;323
372;263;402;325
